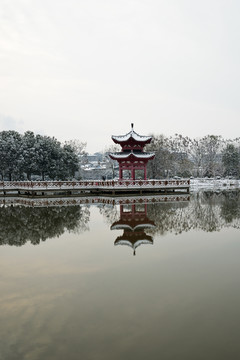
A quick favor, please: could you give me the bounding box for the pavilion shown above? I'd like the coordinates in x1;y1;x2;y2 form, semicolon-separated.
109;124;155;180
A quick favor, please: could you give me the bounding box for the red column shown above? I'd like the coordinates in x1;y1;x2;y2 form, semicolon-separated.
131;166;135;180
144;165;147;180
132;204;136;215
120;205;123;217
119;165;123;180
144;203;147;214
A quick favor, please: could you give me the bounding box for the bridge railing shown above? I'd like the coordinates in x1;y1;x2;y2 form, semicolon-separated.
0;179;190;191
0;193;190;208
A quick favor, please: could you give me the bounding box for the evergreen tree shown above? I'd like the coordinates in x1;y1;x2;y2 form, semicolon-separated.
59;144;79;180
34;135;62;180
20;131;38;180
0;130;22;180
222;144;240;177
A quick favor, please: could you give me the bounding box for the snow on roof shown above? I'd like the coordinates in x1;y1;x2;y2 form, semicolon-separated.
111;223;156;231
114;239;153;249
112;128;152;143
109;151;155;160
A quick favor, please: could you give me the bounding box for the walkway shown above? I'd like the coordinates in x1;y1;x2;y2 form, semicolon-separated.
0;179;190;196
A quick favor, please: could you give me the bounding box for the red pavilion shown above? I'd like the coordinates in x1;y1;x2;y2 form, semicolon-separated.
109;124;155;180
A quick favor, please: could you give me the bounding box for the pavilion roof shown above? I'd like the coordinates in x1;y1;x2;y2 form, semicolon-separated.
112;124;152;144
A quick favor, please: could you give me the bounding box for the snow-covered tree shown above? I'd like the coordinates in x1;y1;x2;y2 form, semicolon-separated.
20;131;38;180
0;130;22;180
33;135;60;180
0;131;82;181
60;144;79;179
103;144;121;179
222;144;240;177
146;134;175;178
168;134;193;177
189;138;206;177
201;135;223;177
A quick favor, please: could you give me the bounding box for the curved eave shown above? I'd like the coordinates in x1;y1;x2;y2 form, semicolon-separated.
111;223;156;231
109;152;155;161
114;239;153;248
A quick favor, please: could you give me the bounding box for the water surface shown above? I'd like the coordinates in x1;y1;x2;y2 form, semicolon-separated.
1;191;240;360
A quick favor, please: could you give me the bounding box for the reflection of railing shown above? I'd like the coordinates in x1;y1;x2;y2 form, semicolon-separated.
0;194;190;207
0;179;190;193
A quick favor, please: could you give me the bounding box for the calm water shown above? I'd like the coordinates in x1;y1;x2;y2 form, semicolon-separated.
1;191;240;360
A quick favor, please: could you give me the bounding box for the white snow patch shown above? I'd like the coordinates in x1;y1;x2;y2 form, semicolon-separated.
190;178;240;192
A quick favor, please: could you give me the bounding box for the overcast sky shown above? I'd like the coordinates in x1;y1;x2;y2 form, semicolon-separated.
0;0;240;153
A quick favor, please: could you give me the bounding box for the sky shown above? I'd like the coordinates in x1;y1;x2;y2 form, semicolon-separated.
0;0;240;153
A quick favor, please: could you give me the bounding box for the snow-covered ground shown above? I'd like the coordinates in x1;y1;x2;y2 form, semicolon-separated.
190;178;240;192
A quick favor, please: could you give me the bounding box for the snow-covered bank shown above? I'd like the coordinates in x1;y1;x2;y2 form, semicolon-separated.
190;178;240;192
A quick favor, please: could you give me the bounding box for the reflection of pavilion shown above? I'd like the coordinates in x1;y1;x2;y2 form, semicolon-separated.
111;204;155;256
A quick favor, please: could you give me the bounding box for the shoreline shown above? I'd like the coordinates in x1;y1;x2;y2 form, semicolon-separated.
190;178;240;192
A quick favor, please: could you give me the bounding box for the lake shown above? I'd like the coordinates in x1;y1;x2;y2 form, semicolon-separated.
1;191;240;360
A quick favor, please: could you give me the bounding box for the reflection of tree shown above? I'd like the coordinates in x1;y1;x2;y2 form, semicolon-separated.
147;201;190;235
220;191;240;224
148;191;240;235
101;192;240;237
99;203;119;225
2;192;240;247
0;205;90;246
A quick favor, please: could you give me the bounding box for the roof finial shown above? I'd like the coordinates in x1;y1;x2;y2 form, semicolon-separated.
131;123;134;130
